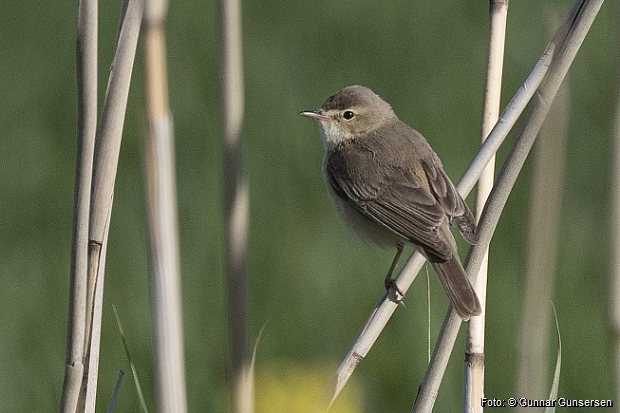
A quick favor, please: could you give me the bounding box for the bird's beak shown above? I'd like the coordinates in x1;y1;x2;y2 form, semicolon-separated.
299;110;327;120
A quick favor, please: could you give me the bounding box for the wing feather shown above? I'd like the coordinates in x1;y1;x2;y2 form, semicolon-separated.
327;146;453;261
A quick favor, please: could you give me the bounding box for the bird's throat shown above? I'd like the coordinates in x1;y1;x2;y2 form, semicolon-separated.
319;121;355;151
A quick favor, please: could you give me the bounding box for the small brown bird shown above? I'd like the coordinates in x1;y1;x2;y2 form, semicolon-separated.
300;85;481;320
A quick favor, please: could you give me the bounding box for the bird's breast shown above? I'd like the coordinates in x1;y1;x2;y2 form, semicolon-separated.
326;183;402;248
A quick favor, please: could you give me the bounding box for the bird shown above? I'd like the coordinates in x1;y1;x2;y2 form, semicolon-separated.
299;85;481;320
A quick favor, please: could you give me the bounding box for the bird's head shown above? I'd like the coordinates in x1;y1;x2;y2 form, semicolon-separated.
300;85;396;150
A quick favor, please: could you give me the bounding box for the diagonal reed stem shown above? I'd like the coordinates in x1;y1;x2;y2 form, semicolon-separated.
323;0;603;408
413;1;603;411
323;23;554;412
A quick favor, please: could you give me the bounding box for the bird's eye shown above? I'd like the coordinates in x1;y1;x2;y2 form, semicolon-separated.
343;110;355;120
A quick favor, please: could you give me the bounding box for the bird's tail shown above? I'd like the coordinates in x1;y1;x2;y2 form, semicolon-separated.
431;257;481;320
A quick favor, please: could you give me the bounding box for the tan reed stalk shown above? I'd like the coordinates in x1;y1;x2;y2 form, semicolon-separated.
218;0;252;411
142;0;188;411
466;1;507;411
83;0;143;409
60;0;143;410
60;0;98;410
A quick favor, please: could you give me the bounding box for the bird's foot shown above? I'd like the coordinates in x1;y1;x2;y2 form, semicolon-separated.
385;278;406;302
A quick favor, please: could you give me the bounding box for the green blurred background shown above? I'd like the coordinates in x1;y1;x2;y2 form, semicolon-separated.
0;0;616;411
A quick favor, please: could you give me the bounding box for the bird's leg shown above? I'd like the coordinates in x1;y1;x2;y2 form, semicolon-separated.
384;244;405;297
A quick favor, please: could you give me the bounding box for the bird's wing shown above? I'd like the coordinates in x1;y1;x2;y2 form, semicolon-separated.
326;148;453;261
421;156;478;244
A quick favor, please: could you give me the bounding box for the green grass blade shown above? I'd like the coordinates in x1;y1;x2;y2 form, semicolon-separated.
544;302;562;413
112;305;149;413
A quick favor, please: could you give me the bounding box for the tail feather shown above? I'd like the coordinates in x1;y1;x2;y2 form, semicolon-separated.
431;257;481;320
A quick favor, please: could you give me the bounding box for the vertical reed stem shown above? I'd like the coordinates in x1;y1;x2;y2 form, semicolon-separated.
465;1;507;411
143;0;188;410
218;0;252;410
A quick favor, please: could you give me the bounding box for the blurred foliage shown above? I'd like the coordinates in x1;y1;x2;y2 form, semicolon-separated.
255;360;362;413
0;0;616;411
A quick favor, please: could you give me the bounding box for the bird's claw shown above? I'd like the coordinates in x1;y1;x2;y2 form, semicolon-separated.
385;278;406;301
